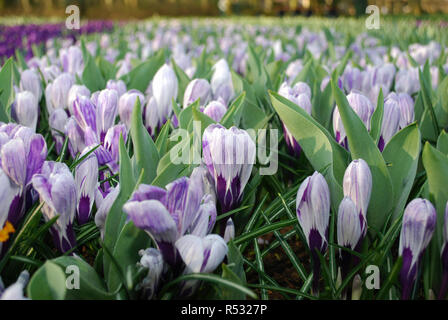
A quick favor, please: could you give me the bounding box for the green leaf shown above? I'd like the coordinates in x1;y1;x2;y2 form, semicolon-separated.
52;256;113;300
122;50;165;92
382;123;421;220
107;221;152;292
0;58;14;122
221;92;246;128
27;261;67;300
81;41;106;92
221;241;247;299
130;98;159;184
437;130;448;156
171;58;191;103
155;119;171;156
269;90;346;209
332;79;394;233
369;89;384;143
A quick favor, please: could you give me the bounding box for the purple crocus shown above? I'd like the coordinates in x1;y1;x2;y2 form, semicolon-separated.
399;198;436;300
210;59;234;105
202;100;227;122
45;73;75;114
202;124;256;213
106;79;127;98
118;90;145;129
123;167;217;267
296;171;330;295
12;91;38;132
378;96;401;151
19;69;42;102
96;89;119;143
32;161;77;253
386;92;414;130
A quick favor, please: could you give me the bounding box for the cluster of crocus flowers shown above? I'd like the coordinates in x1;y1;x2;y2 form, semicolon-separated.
202;124;256;214
398;198;436;300
278;81;312;157
123;167;227;296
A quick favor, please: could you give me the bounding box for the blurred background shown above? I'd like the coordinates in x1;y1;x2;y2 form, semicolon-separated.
0;0;447;19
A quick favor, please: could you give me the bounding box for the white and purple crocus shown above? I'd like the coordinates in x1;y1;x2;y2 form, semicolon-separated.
398;198;436;300
202;124;256;214
296;171;330;295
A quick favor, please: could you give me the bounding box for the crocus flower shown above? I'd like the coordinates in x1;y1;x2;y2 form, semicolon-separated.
211;59;234;105
0;270;29;300
32;161;77;253
439;202;448;300
379;95;401;151
0;168;19;246
67;84;91;115
95;185;120;239
386;92;414;130
75;148;98;225
96;89;119;143
12;91;38;131
124;167;217;267
333;91;374;149
202;124;256;213
175;234;227;296
106;79;127;97
183;78;212;108
0;125;47;226
152;64;178;120
296;171;330;294
337;196;364;283
118;90;145;129
203;100;227;122
45;73;75;114
137;248;164;300
60;45;83;75
342;158;371;231
399;198;436;300
19;69;42;101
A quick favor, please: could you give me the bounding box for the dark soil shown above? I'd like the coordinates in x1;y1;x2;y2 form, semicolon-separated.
246;226;310;299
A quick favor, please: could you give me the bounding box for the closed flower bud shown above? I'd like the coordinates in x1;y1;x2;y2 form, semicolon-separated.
96;89;119;142
211;59;234;105
12;91;38;131
183;78;211;108
75;148;98;225
106;79;127;97
48;73;75;113
399;198;436;300
137;248;164;300
61;46;83;75
386;92;414;130
118;90;145;129
223;218;235;243
202;124;256;212
379;96;401;151
152;64;178;117
67;84;91;116
19;69;42;101
343;159;372;227
203;100;227;122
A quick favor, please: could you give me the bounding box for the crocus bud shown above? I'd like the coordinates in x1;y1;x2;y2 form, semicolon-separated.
333;91;374;149
75;148;98;225
337;197;364;252
202;124;256;212
386;92;414;130
203;100;227;122
49;108;68;154
48;73;75;113
19;69;42;101
379;96;401;151
96;89;118;142
296;171;330;294
395;68;420;95
12;91;38;131
183;78;212;108
399;198;436;300
342;159;371;229
103;124;127;173
175;234;228;296
223;218;235;243
138;248;164;300
42;65;61;83
211;59;234;105
106;79;127;97
152;64;178;116
65;117;86;158
32;161;77;253
118;90;145;129
67;85;91;116
72;96;97;133
61;46;83;75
